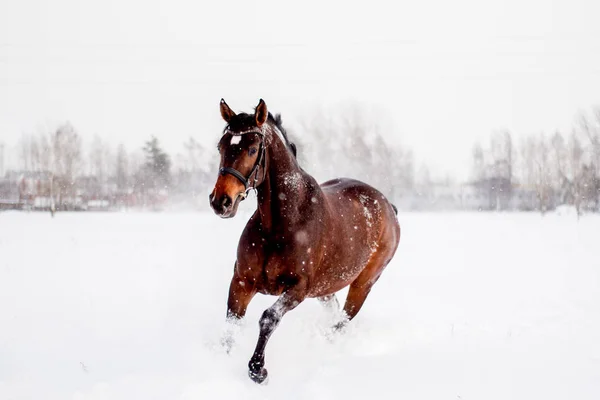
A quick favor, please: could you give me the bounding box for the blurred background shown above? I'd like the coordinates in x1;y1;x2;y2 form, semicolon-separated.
1;0;599;214
2;3;600;399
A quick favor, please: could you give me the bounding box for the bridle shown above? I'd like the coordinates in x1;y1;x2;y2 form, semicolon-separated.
219;128;267;199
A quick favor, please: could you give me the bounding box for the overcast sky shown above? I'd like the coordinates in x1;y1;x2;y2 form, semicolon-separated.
1;0;599;179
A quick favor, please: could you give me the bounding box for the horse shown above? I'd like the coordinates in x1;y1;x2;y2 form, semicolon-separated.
209;99;401;383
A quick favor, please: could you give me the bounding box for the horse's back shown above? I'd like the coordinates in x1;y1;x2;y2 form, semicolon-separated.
321;177;399;236
321;178;397;222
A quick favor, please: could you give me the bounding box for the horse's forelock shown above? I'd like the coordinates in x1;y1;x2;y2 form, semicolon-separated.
224;110;297;159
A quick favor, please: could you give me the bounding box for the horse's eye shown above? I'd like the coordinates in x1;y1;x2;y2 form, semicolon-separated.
249;147;258;156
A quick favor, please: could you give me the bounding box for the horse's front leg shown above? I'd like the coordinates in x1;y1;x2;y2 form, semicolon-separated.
248;282;307;383
222;272;256;353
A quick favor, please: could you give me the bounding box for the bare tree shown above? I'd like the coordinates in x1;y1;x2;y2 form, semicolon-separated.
518;135;539;211
88;135;114;197
471;142;486;182
578;110;600;210
184;137;200;173
550;131;569;204
52;123;82;207
487;130;514;209
297;104;413;206
534;134;553;213
115;143;129;192
567;131;585;215
38;133;52;172
18;135;32;171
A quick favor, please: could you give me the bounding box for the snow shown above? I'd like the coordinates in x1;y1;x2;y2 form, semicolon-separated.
283;172;305;189
0;211;599;400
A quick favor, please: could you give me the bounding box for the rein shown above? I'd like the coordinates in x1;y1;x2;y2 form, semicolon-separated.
219;129;267;199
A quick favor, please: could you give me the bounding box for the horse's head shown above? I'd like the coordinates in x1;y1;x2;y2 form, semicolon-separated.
209;98;269;218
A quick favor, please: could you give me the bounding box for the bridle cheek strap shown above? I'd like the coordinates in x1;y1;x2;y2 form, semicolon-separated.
219;135;266;199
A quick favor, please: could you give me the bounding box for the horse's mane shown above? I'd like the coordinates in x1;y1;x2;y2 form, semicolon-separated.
267;112;297;159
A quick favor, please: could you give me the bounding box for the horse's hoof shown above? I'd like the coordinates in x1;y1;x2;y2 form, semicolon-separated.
333;320;348;333
248;367;269;384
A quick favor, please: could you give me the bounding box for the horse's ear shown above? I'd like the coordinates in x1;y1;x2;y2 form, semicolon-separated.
255;99;268;126
220;99;236;123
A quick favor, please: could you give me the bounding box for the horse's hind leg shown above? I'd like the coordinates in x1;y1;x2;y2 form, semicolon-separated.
339;218;399;328
317;294;340;312
337;256;392;329
339;278;377;326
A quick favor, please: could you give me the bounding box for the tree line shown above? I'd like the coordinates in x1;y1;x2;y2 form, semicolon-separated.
7;123;178;210
470;108;600;215
2;105;599;214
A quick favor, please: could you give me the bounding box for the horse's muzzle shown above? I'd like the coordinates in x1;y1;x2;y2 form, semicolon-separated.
210;192;232;216
210;191;243;218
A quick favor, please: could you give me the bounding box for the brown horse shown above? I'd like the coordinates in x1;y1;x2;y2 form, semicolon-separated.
209;99;401;383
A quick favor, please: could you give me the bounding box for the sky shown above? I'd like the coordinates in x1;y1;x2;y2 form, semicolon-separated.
1;0;600;180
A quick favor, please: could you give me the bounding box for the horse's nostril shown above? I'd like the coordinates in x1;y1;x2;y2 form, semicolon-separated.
221;195;232;209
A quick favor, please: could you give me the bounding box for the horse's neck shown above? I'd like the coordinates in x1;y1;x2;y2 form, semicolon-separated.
256;133;310;233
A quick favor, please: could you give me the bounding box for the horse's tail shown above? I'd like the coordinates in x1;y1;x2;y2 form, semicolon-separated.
391;204;398;215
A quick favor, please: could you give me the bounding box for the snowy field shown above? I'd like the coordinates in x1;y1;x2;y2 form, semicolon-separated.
0;210;599;400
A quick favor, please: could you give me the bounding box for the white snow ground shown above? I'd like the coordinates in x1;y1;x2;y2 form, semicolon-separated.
0;210;599;400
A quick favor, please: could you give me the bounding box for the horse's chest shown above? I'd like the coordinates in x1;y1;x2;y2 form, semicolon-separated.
239;228;310;296
256;255;296;295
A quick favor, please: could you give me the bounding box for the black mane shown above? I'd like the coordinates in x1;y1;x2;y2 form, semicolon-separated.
268;113;297;158
225;111;297;159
